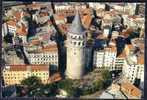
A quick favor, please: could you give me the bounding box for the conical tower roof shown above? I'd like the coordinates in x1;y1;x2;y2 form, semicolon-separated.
69;11;85;34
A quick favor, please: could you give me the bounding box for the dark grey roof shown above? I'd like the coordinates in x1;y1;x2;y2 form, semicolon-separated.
69;11;85;34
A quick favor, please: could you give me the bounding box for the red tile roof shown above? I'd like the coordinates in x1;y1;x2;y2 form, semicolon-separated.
9;65;27;71
31;39;41;45
121;82;142;97
137;54;144;65
16;23;28;36
48;72;62;83
42;44;58;52
8;65;49;71
31;65;49;71
105;46;117;52
82;14;92;29
14;12;21;21
122;28;134;37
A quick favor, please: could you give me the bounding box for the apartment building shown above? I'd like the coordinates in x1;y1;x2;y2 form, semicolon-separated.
3;65;50;86
122;41;144;89
93;46;117;71
28;44;58;70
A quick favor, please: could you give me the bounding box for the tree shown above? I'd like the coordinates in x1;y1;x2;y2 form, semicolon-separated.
93;79;103;91
101;69;111;81
101;70;112;89
43;83;58;96
21;76;43;91
57;79;75;96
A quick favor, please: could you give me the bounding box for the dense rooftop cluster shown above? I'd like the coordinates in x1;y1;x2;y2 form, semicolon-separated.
2;2;145;99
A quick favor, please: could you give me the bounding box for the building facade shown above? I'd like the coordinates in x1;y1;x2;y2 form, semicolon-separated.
93;46;117;71
123;45;144;88
3;65;50;86
27;45;58;70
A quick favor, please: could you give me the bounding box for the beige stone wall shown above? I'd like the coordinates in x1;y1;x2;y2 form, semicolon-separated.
66;47;85;79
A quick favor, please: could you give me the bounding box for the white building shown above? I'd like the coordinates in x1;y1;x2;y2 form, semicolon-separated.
6;20;17;34
54;14;67;25
89;3;105;9
123;51;144;88
28;45;58;70
104;47;117;70
126;3;136;15
55;4;71;11
93;49;104;69
66;11;86;79
115;50;126;71
103;26;111;38
3;65;50;85
2;23;8;38
93;46;117;71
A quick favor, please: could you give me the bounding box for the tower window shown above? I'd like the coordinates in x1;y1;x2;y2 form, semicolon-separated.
75;36;77;39
78;42;81;46
79;36;81;39
74;42;76;45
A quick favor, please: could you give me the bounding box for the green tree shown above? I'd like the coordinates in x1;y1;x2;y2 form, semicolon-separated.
43;83;58;97
101;69;111;81
21;76;43;91
57;79;75;96
101;69;112;89
93;79;103;91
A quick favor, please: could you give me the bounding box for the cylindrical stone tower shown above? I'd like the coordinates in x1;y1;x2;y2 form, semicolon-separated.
66;11;86;79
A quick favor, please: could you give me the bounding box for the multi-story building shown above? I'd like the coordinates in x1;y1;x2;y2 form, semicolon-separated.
115;51;126;71
123;41;144;88
28;44;58;70
104;47;117;70
126;54;144;82
93;46;117;71
3;65;50;86
103;26;111;38
2;23;8;38
93;49;104;69
125;3;137;15
54;14;67;25
89;3;105;10
5;50;24;65
15;23;28;44
66;11;86;79
6;20;17;34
